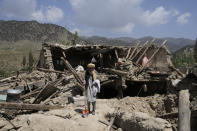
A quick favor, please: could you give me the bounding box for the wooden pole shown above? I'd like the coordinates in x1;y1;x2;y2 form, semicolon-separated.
102;68;128;76
20;90;41;99
135;38;155;64
130;41;149;60
128;41;141;59
106;108;119;131
98;120;117;130
169;66;185;77
126;48;131;59
178;90;191;131
0;102;63;110
115;49;119;60
61;57;84;86
138;40;167;73
32;77;64;104
38;68;68;74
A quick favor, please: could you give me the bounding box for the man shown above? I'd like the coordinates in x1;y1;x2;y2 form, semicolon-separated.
85;63;97;115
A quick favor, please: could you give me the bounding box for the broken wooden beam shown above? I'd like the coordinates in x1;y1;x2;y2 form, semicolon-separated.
20;89;41;99
114;49;119;60
38;68;69;74
128;41;140;59
126;48;131;59
0;113;21;130
135;38;155;64
75;82;85;91
61;57;84;86
178;90;191;131
169;66;184;77
42;91;60;104
0;102;63;110
158;109;197;119
101;80;115;86
130;41;148;61
139;40;167;73
32;77;65;104
106;108;119;131
102;68;128;76
98;120;117;130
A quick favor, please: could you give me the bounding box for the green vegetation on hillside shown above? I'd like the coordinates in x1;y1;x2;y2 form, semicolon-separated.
172;45;195;68
0;41;41;78
72;31;78;45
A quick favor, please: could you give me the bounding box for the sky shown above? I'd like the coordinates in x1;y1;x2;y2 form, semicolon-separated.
0;0;196;39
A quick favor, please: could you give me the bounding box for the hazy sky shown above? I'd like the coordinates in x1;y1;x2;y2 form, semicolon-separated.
0;0;196;39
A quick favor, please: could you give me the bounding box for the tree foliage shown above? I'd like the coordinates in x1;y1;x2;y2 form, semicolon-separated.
72;31;78;45
172;50;195;68
194;38;197;62
28;50;34;70
22;55;26;67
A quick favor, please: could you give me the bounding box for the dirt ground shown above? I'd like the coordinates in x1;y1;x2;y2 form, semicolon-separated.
0;94;178;131
0;99;115;131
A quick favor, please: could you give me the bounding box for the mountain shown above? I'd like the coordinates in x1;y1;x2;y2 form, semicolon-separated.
0;20;88;78
0;20;87;45
0;20;194;52
81;36;195;52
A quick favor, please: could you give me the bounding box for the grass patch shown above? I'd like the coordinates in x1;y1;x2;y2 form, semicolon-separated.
0;40;41;78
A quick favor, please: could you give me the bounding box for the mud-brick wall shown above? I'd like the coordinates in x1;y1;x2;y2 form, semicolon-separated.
145;45;172;72
37;45;54;70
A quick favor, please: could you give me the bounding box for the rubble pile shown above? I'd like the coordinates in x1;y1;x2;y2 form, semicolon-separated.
0;41;196;131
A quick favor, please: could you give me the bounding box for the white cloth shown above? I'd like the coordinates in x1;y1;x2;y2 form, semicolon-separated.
142;56;149;67
92;79;100;97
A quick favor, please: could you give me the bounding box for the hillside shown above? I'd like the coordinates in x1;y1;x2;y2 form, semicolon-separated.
81;36;195;52
0;20;86;78
0;20;74;44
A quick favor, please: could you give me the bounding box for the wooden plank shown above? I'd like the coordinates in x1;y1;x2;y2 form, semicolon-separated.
42;91;60;104
61;57;84;87
38;68;69;74
32;77;65;104
114;49;119;60
178;90;191;131
101;80;115;86
98;120;117;130
126;48;131;59
130;41;148;60
0;102;63;110
135;38;155;64
20;90;41;99
169;66;184;77
106;108;119;131
102;68;128;76
128;41;140;59
0;113;21;130
138;40;167;73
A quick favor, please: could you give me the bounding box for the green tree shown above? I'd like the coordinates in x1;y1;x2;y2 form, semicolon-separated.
28;50;34;70
194;38;197;62
22;55;26;68
72;31;78;45
188;52;195;65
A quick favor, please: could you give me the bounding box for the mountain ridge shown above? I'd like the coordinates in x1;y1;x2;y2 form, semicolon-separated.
81;36;195;52
0;20;195;52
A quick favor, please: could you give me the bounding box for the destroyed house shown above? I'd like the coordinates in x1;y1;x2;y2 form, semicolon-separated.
37;42;175;98
38;42;172;72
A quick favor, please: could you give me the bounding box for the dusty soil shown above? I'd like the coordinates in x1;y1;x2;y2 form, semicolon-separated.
108;94;178;117
0;100;115;131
